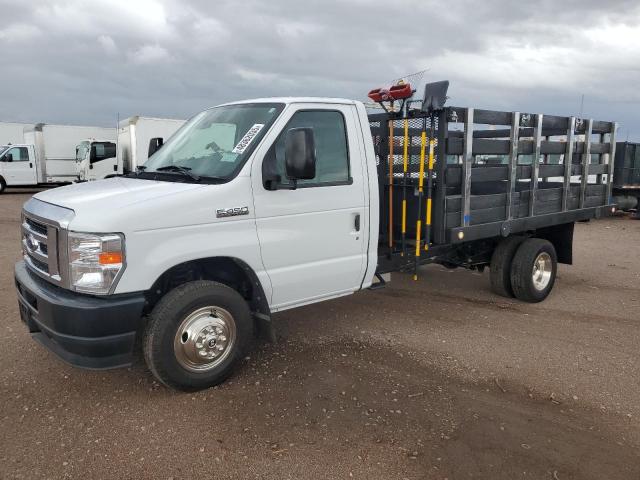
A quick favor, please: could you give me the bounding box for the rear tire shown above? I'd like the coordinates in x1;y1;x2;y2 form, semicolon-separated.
510;239;557;303
0;177;6;194
143;280;253;391
489;236;525;298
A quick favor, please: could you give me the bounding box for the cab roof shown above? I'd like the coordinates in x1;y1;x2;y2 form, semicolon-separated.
218;97;359;108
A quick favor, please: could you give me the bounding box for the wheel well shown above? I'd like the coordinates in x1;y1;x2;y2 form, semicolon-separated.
145;257;270;317
533;223;574;265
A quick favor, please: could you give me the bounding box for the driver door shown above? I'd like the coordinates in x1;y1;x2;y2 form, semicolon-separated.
88;143;117;180
251;104;368;310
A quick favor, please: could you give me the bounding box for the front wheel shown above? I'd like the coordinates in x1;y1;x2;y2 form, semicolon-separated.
143;280;253;391
509;238;557;303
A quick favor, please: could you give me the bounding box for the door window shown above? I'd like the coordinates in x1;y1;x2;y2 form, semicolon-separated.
263;110;351;188
5;147;28;161
91;142;116;163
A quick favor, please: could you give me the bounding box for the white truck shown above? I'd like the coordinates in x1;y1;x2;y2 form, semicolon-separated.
14;84;618;390
0;122;34;144
76;116;185;181
0;123;115;192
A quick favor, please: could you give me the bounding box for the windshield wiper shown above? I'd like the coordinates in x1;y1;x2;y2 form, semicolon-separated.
155;165;201;181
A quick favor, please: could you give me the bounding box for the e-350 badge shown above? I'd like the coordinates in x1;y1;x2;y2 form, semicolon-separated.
216;206;250;218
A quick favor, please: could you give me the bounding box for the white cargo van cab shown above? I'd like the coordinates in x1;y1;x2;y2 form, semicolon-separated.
76;140;117;181
0;144;38;189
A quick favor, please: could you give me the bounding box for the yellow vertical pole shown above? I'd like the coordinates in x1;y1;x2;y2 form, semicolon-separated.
413;128;427;280
425;139;435;251
401;119;409;255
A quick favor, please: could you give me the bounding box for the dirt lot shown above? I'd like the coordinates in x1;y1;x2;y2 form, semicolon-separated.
1;188;639;480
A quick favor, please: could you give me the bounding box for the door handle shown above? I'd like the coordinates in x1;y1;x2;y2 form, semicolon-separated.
354;213;361;232
29;163;33;168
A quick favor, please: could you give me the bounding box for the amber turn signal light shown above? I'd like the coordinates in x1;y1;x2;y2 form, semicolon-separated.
99;252;123;265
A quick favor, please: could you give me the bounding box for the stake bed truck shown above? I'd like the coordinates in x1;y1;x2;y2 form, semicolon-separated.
14;83;618;390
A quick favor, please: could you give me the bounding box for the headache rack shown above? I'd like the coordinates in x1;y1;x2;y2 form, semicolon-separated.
369;82;618;276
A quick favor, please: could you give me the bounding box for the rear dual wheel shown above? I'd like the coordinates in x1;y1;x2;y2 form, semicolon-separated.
489;236;525;297
510;239;557;302
490;237;557;303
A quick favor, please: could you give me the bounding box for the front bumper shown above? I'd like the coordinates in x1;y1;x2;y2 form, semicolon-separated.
14;261;146;369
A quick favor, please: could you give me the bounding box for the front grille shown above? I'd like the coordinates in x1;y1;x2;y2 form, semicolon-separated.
22;212;60;282
25;217;47;236
30;256;49;273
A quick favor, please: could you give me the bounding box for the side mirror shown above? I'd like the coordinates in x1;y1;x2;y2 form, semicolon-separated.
148;137;164;158
285;128;316;181
5;153;13;162
89;146;97;163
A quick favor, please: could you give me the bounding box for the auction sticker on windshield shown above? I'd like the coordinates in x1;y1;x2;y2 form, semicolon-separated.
232;124;264;154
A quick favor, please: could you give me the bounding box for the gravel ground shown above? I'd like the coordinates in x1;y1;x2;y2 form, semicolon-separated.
1;188;639;479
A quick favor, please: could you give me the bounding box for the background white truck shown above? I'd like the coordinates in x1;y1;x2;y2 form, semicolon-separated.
14;84;618;391
0;123;116;192
76;116;186;181
0;122;34;144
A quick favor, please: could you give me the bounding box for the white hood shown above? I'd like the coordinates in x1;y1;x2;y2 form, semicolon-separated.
35;177;203;214
32;175;252;233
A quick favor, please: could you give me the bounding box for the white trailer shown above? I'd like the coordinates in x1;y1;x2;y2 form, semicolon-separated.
0;122;34;144
77;116;186;181
117;116;186;173
0;123;115;192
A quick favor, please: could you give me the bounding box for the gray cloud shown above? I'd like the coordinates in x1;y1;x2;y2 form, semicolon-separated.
0;0;639;139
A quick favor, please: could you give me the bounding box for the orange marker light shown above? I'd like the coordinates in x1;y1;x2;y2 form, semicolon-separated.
99;252;123;265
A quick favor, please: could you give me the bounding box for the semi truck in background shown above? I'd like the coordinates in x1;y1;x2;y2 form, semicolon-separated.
0;123;116;193
612;142;640;214
76;116;186;181
0;122;35;144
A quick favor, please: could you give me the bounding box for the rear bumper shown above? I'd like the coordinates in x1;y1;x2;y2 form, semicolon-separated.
14;261;146;370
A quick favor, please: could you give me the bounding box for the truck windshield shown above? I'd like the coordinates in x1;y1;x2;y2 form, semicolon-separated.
142;103;284;181
76;141;89;161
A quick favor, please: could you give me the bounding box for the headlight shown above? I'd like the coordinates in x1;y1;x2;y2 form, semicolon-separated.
68;232;125;295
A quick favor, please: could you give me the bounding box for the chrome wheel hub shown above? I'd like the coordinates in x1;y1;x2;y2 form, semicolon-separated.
532;252;552;291
173;306;236;372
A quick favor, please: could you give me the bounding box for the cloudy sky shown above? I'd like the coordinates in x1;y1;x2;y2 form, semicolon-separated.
1;0;639;139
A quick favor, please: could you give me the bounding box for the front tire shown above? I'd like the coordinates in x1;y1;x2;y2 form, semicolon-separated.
143;280;253;391
0;177;6;194
510;239;557;303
